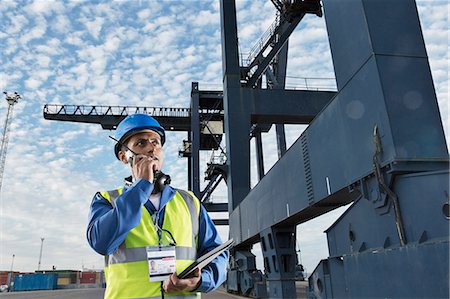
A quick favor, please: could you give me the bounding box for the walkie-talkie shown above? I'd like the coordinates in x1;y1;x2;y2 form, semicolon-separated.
109;136;171;192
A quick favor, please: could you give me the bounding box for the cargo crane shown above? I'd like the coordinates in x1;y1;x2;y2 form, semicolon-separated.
220;0;449;298
0;92;20;195
43;0;449;298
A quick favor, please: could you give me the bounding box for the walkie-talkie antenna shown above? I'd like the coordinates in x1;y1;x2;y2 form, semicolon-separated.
109;136;138;156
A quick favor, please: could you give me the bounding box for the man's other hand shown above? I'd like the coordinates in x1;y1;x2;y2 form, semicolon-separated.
163;268;201;293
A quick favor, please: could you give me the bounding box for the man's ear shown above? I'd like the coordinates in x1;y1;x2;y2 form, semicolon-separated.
118;150;129;164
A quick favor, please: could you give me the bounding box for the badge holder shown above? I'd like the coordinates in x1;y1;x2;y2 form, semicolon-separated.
146;245;176;282
146;221;177;282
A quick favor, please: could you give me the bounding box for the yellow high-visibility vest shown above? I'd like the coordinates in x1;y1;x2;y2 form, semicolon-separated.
99;188;201;299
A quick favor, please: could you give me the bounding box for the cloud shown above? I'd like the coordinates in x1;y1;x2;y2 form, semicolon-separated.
24;77;43;89
35;54;52;68
189;9;219;27
19;16;47;45
84;146;105;159
3;14;29;35
104;34;121;52
83;17;105;40
137;8;152;20
157;28;179;48
26;0;65;16
65;31;86;47
51;15;72;34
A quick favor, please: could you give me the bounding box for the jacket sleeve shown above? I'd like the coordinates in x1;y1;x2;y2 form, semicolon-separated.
195;204;229;293
86;178;153;255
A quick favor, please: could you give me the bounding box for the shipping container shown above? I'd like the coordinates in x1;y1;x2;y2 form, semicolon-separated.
57;277;71;285
0;273;8;285
80;272;96;284
36;270;79;285
0;271;21;285
13;274;57;291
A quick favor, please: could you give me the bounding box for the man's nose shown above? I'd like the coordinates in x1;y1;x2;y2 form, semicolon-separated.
145;140;155;152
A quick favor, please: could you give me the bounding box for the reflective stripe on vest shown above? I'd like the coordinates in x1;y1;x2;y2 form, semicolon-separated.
100;188;201;299
131;295;200;299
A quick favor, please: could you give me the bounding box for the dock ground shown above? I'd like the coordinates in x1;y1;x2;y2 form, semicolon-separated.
0;281;308;298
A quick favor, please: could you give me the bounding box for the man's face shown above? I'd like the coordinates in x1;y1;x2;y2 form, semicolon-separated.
118;131;164;170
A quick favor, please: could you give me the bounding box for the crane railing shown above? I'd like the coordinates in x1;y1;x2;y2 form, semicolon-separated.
43;104;191;118
285;77;337;91
243;12;281;68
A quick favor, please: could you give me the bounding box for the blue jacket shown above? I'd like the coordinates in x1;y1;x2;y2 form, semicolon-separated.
87;178;229;293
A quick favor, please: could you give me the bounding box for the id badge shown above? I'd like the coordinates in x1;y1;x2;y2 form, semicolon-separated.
146;245;176;282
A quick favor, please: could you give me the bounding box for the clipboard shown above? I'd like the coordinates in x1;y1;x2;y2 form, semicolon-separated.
178;239;234;279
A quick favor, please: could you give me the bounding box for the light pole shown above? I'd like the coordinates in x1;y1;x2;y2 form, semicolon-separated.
38;238;44;271
8;254;15;289
0;92;20;195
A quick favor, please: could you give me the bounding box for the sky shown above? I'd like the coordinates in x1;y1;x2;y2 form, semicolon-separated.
0;0;448;277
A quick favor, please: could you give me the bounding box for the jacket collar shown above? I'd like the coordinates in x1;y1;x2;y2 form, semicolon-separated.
123;177;176;211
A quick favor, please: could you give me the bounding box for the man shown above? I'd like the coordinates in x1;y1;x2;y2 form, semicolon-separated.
87;114;229;298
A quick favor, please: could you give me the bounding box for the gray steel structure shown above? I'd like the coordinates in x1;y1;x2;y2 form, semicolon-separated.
43;0;449;297
220;0;449;298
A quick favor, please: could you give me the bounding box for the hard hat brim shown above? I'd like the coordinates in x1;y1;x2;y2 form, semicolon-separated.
122;129;161;144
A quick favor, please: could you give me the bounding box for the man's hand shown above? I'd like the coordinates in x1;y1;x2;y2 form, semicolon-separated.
132;154;159;183
163;268;201;293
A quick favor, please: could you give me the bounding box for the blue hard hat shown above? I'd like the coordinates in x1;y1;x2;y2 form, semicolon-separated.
114;114;165;159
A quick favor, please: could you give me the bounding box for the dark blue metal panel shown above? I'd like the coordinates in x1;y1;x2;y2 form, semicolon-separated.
322;0;372;89
251;89;335;124
325;194;399;257
327;170;449;257
361;0;427;56
323;0;447;160
343;241;448;298
318;169;449;298
230;136;360;245
273;40;288;158
190;83;201;197
221;0;251;212
230;0;449;242
306;60;393;200
310;239;449;299
221;0;449;297
394;170;450;241
323;0;428;90
275;124;287;158
306;56;447;203
227;270;239;292
260;226;297;298
255;132;265;180
308;258;346;299
375;55;447;158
